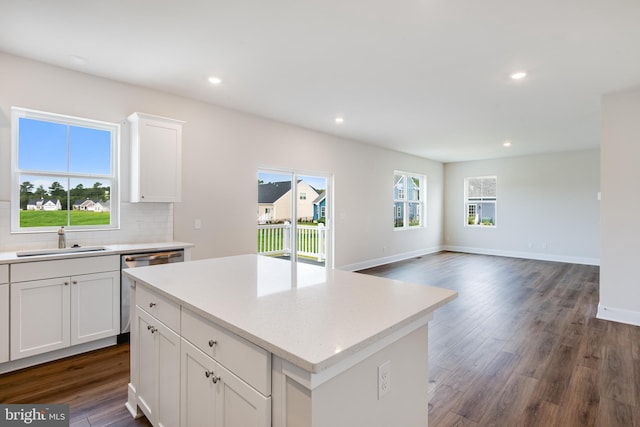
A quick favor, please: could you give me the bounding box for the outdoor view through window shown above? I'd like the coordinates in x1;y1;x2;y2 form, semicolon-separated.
14;109;117;230
257;171;328;266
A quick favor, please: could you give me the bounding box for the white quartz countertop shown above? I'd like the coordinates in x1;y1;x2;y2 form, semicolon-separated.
124;254;457;373
0;241;194;264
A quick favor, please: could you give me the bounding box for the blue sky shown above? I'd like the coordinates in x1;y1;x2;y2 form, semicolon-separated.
258;171;326;191
19;118;112;193
19;118;111;174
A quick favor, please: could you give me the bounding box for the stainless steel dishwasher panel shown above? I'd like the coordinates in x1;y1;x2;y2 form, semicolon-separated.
120;249;184;336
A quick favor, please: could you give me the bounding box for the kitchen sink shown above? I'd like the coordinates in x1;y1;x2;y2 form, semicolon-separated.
16;246;108;257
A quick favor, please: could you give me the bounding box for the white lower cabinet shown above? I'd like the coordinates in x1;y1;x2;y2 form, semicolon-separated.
129;283;271;427
10;270;119;360
181;339;216;427
181;339;270;427
135;307;180;427
0;269;9;363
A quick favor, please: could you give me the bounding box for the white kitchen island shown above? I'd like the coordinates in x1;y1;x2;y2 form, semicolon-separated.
125;254;457;427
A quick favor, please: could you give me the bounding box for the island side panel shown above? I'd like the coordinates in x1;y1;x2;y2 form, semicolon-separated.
126;280;143;418
272;324;429;427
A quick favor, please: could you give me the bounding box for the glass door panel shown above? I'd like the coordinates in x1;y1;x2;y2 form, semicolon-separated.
257;170;330;266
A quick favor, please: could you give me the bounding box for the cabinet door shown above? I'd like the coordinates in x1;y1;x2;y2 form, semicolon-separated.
10;278;70;360
215;362;271;427
135;307;180;427
181;339;216;427
71;271;120;345
156;318;180;427
129;113;183;203
0;283;9;363
135;308;157;420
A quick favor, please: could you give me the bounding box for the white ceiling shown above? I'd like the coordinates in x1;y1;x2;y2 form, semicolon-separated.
1;0;639;162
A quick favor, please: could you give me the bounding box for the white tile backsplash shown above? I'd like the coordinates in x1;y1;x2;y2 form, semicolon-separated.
0;200;173;252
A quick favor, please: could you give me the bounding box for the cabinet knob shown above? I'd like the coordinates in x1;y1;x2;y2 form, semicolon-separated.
72;280;78;285
147;325;157;333
205;370;220;383
208;339;217;347
64;281;69;286
149;302;156;308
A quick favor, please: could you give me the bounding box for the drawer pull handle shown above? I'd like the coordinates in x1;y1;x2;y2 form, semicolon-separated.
205;370;220;383
208;340;217;347
149;302;157;308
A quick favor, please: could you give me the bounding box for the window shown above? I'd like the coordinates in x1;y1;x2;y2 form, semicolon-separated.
11;107;119;232
465;176;496;227
394;171;425;229
300;192;307;200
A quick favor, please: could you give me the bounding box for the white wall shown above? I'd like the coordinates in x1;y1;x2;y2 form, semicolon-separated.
599;86;640;326
0;53;443;269
443;150;600;265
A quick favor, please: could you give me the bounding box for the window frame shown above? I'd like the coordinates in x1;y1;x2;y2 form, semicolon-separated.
464;176;497;228
394;171;426;230
11;107;120;233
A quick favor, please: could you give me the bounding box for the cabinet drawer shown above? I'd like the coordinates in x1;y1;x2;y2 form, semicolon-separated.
11;255;119;283
137;284;180;332
0;264;7;284
182;309;270;396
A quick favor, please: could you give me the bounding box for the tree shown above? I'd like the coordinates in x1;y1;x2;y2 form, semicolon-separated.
70;183;84;202
20;181;34;210
34;185;47;199
49;181;67;204
20;181;34;194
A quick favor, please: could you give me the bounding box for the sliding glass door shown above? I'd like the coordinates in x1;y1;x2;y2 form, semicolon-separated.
257;169;330;267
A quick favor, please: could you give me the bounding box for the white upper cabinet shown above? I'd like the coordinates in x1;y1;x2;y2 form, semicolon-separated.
128;112;184;203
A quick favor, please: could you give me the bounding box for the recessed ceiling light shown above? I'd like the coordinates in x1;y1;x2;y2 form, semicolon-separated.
510;71;527;80
503;140;512;147
208;76;222;85
335;117;344;124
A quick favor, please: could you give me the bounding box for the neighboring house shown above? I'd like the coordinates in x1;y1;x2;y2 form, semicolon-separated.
73;199;95;211
313;192;326;222
393;175;421;225
258;180;319;223
73;199;110;212
93;200;110;212
26;198;62;211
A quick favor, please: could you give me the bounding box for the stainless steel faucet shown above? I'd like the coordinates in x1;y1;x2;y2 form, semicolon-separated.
58;227;66;249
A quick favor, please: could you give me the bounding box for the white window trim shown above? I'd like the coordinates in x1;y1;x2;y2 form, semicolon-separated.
11;107;120;233
464;175;497;228
394;170;426;230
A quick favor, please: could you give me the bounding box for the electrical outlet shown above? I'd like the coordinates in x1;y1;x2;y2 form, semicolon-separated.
194;219;202;230
378;360;391;399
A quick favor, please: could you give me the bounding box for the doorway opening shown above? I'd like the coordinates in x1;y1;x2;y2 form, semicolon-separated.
257;170;331;267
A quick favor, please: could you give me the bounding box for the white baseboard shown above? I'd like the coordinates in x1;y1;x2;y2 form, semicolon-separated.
596;304;640;327
338;247;443;272
0;336;117;374
338;245;599;272
442;245;600;266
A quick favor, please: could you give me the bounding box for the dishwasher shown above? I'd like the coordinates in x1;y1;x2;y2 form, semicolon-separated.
119;249;184;341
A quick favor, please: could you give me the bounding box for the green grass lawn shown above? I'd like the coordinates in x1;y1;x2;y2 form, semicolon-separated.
20;210;110;227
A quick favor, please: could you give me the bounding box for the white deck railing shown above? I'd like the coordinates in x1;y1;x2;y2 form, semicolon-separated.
257;222;326;262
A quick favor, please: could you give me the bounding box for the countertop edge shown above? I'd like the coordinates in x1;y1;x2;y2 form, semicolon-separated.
127;269;458;375
0;241;194;264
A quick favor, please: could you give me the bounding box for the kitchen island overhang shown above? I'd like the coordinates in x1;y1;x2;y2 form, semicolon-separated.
125;254;457;427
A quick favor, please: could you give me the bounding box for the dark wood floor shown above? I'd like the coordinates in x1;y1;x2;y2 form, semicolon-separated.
361;251;640;426
1;251;638;426
0;343;151;426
